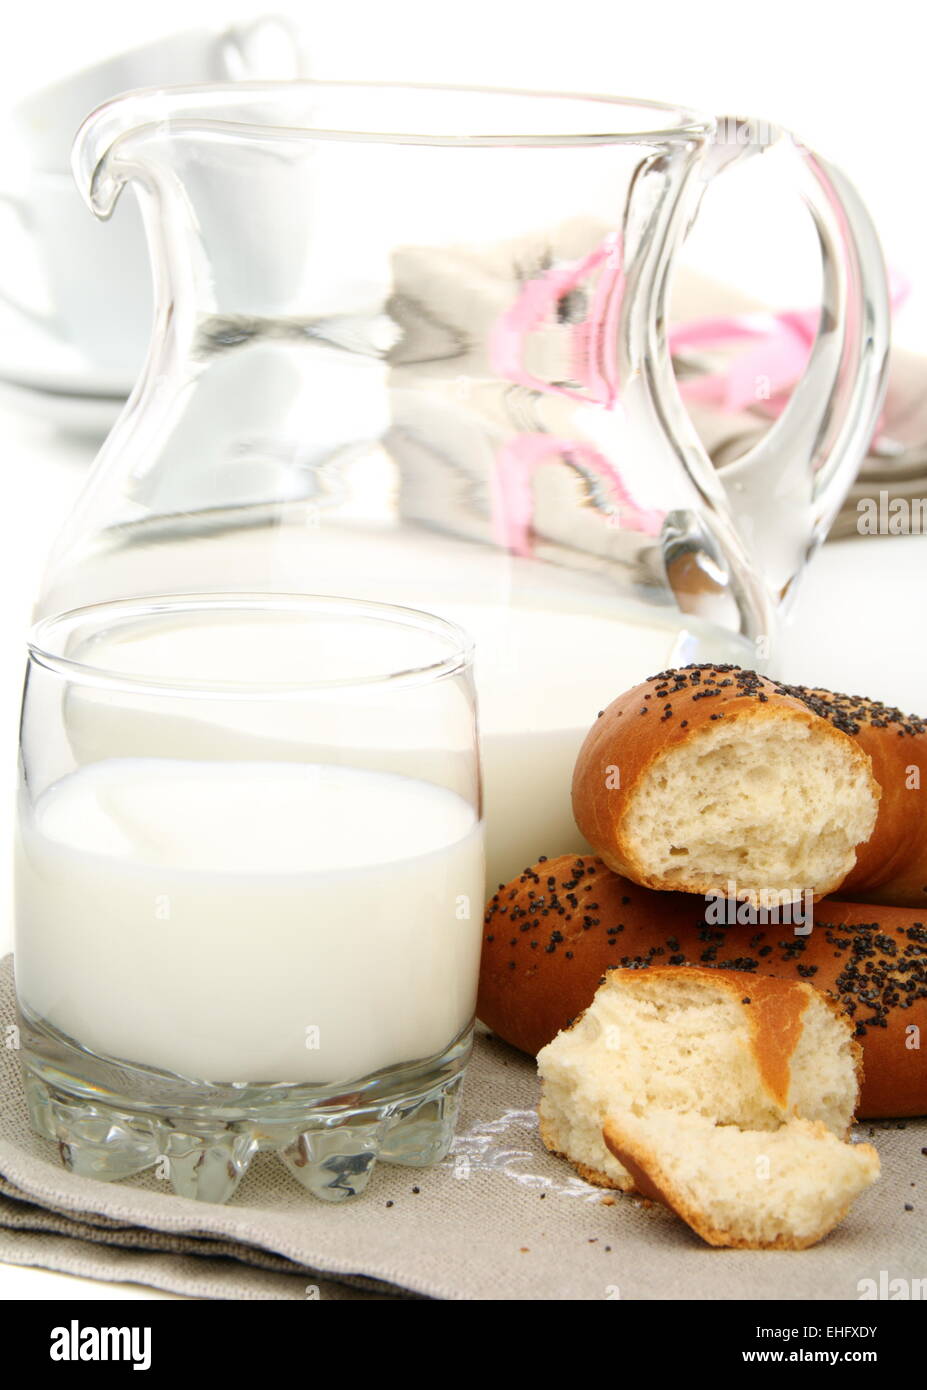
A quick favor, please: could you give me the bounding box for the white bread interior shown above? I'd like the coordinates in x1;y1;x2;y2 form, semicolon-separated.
537;968;879;1246
603;1110;880;1250
621;711;878;897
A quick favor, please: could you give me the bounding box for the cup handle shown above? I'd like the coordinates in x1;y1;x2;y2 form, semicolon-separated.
653;116;890;614
218;14;308;80
0;190;56;327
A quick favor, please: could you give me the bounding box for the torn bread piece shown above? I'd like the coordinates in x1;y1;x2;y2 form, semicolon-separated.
537;967;878;1246
603;1110;879;1250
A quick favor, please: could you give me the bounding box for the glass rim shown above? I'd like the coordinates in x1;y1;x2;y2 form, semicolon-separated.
76;79;714;163
27;592;475;698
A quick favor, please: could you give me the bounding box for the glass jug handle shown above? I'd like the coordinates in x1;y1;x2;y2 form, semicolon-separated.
656;116;890;614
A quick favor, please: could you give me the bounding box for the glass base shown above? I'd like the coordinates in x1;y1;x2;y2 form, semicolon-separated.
18;1008;471;1204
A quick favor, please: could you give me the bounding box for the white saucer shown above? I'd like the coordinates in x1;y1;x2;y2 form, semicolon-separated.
0;284;137;385
0;295;134;435
0;375;125;437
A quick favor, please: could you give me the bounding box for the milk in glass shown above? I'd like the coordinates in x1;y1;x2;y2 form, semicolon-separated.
16;758;483;1083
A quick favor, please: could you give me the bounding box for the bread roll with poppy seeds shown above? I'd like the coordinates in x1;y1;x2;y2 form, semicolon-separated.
572;665;885;903
477;854;927;1117
821;687;927;907
538;966;879;1247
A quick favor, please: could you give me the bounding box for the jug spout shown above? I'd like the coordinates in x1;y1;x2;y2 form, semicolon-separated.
74;90;182;218
72;15;310;216
72;86;413;333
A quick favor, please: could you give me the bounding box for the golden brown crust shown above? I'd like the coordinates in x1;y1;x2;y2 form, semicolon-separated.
827;699;927;908
478;854;927;1117
571;665;880;900
601;1117;880;1250
599;1128;692;1231
713;970;810;1113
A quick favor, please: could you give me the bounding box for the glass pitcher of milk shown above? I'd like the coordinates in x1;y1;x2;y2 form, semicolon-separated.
38;85;889;888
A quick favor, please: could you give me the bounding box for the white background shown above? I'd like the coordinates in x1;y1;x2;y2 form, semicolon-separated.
0;0;924;1299
2;0;927;343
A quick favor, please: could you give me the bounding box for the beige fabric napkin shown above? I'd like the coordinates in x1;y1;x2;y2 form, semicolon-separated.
1;958;924;1301
687;346;927;543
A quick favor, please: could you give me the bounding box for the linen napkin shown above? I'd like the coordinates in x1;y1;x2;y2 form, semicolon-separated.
1;957;924;1301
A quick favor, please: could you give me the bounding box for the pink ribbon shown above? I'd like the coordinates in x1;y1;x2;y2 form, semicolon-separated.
491;434;665;558
488;232;623;408
488;233;665;553
670;269;910;415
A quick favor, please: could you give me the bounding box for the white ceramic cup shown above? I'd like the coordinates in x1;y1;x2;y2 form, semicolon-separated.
0;17;307;379
0;172;150;372
11;19;306;174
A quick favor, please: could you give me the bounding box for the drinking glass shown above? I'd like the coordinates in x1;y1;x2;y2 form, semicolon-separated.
16;593;483;1203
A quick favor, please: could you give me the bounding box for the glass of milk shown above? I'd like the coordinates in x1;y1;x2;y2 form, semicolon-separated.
15;593;484;1204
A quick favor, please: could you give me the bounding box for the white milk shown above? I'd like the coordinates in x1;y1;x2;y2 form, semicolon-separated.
16;759;484;1084
443;605;695;888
